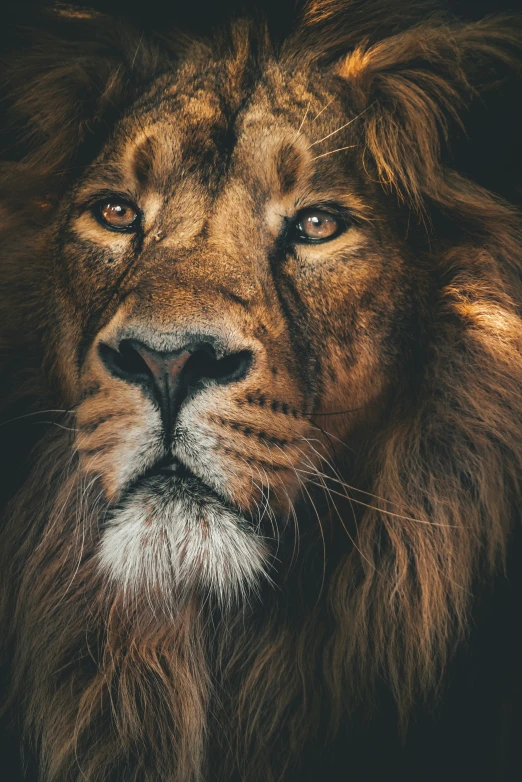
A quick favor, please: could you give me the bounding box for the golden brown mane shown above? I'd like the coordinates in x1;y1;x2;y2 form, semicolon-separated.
1;2;522;780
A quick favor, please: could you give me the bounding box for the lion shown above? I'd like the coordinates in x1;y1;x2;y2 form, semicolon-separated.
0;1;521;779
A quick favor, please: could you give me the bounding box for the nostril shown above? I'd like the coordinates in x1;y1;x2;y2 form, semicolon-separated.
98;340;153;383
98;335;253;414
181;348;253;390
213;349;253;384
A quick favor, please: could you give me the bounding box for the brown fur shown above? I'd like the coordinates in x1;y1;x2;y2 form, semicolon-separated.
1;2;522;780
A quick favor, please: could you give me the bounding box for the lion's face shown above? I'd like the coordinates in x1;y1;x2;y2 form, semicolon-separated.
50;55;416;605
3;7;522;781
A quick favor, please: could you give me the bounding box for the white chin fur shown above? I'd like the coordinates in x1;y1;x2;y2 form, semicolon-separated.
98;480;270;609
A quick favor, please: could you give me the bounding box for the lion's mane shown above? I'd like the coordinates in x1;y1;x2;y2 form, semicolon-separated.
1;2;522;780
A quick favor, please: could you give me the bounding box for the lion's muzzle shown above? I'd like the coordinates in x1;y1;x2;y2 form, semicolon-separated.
98;330;253;434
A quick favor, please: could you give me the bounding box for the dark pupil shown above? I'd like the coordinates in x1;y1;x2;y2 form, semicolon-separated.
299;211;337;239
105;203;132;224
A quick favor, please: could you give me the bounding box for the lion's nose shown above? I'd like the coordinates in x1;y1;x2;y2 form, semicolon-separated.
98;337;252;429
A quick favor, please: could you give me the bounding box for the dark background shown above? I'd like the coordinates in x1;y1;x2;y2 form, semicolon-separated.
1;1;521;780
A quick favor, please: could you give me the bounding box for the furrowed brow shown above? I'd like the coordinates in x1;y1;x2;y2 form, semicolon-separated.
132;134;157;187
275;142;303;195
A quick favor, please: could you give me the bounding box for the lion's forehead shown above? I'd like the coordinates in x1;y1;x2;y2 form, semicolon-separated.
89;62;349;220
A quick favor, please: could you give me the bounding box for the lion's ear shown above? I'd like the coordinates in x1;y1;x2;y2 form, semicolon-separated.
332;17;522;213
0;5;169;195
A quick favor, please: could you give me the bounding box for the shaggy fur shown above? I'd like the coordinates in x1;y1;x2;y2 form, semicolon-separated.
1;2;522;780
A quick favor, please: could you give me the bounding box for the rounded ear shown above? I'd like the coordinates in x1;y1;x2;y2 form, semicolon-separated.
296;0;434;56
298;4;522;216
338;18;521;211
0;5;171;199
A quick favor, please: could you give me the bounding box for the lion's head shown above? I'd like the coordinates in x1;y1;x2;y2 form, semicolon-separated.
1;2;522;780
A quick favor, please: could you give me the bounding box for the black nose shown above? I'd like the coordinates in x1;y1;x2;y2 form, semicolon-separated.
98;337;252;430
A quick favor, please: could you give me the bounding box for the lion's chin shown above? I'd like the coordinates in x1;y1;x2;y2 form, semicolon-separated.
97;466;270;609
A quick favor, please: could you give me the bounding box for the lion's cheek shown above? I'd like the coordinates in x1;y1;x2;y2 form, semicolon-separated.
75;389;163;503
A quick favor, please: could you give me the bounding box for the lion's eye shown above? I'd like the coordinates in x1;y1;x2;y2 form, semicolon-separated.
291;209;343;243
94;200;140;232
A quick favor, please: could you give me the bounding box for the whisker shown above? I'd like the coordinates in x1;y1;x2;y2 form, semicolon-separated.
269;440;327;599
308;420;342;463
257;459;281;558
60;471;103;604
294;441;383;583
249;460;275;537
259;441;298;564
130;32;144;70
298;434;435;515
304;407;364;417
298;441;471;594
295;438;470;602
308;422;358;457
0;408;76;427
290;99;311;144
299;442;363;550
311;95;335;122
298;471;463;528
33;421;78;432
307;104;373;148
283;487;300;572
310;145;356;161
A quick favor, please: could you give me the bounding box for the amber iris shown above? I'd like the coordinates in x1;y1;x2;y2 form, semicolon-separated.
97;201;139;231
294;209;341;242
